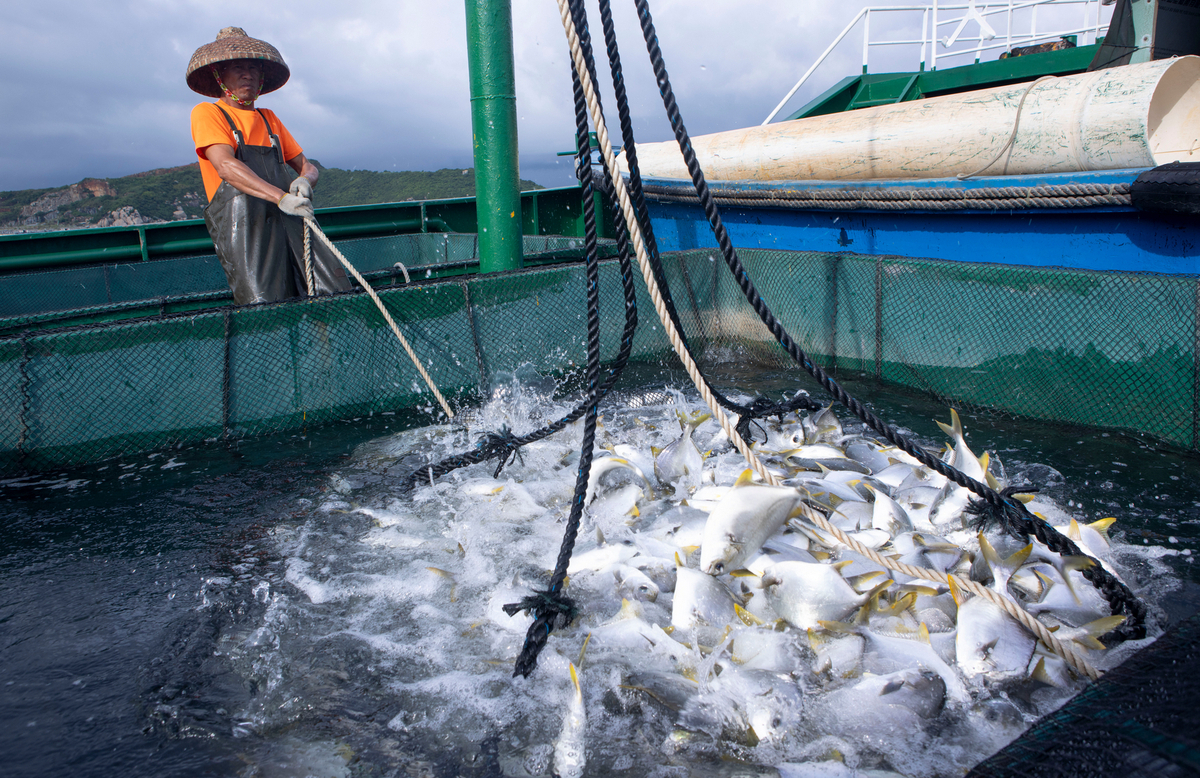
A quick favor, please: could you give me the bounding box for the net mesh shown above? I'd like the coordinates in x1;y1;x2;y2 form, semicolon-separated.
657;249;1200;450
1;239;1197;472
966;612;1200;777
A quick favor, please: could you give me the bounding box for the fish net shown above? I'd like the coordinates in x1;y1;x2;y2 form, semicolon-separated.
0;236;1197;472
968;611;1200;777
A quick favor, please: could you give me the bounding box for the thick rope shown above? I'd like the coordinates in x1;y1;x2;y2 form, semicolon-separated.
640;185;1133;211
303;221;315;295
302;217;454;420
631;0;1144;644
558;0;1099;681
506;11;612;676
594;0;821;440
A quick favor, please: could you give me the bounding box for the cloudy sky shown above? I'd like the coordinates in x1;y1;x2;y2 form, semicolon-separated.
1;0;1108;192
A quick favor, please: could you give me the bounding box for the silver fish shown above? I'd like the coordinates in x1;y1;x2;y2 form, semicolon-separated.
953;579;1035;681
679;661;804;745
700;470;804;575
928;410;988;529
762;560;889;629
553;662;586;778
653;411;709;493
672;562;739;632
585;454;655;505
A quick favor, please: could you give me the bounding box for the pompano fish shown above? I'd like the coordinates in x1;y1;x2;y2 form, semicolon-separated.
845;441;896;473
802;405;844;444
891;532;965;573
653;411;710;493
825;617;969;703
730;624;797;672
613;564;660;603
972;534;1032;601
952;578;1035;680
867;485;914;536
762;560;891;629
1029;614;1126;686
678;662;804;745
928;409;988;528
672;560;739;632
589;600;688;663
808;629;865;678
1012;561;1110;627
1052;517;1120;577
567;533;637;575
814;669;947;737
700;470;804;575
553;662;586;778
781;445;870;474
785;475;867;512
584;455;655;505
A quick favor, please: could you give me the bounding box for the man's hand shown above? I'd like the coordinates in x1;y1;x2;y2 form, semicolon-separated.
289;176;313;200
277;193;314;220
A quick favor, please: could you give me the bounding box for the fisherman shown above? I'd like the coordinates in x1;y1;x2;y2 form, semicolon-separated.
186;27;349;305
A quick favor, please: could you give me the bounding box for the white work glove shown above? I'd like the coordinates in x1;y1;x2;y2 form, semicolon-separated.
289;176;313;200
277;193;314;220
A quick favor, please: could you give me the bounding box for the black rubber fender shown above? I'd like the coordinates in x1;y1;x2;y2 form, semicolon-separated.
1131;161;1200;216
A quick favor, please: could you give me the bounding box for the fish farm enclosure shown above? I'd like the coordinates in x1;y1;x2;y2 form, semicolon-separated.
2;229;1200;777
4;235;1200;470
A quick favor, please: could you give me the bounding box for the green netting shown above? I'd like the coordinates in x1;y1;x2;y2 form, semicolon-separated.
656;249;1199;450
1;241;1197;471
0;241;654;471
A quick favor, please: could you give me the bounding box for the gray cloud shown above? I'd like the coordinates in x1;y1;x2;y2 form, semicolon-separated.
0;0;1109;191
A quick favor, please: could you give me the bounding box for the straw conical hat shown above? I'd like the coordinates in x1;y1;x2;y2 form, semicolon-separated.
186;27;289;97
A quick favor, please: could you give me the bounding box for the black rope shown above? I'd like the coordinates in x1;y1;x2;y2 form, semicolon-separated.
630;0;1145;640
594;0;821;445
400;153;640;490
506;0;608;677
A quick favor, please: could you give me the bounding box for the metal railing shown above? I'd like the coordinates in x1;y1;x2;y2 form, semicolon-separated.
763;0;1112;124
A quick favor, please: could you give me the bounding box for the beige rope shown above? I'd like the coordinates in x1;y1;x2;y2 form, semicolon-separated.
553;0;1097;682
303;216;455;420
302;221;315;296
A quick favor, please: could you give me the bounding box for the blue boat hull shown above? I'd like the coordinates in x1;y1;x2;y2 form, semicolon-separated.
643;169;1199;276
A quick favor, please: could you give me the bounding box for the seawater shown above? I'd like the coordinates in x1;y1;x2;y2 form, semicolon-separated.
2;369;1198;778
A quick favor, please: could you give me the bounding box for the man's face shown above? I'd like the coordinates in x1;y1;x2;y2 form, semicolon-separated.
219;59;264;101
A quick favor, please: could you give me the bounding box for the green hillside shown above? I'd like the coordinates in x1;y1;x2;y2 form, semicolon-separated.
0;163;543;231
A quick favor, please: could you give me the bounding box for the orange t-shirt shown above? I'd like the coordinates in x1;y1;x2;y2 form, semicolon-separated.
191;102;303;201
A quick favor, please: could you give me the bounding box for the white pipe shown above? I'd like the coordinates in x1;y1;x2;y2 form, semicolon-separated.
626;57;1200;182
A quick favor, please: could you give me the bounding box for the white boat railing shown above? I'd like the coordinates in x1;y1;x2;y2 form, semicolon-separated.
762;0;1112;124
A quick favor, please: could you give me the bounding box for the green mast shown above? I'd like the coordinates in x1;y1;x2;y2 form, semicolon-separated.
465;0;523;272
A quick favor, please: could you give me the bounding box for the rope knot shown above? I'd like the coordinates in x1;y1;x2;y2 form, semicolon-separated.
965;485;1040;537
502;588;578;624
735;391;821;443
503;587;579;678
475;424;527;477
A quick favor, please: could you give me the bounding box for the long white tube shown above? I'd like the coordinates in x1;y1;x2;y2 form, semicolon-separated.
633;56;1200;181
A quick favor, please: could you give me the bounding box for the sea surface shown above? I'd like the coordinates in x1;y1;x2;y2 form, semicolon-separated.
2;367;1198;778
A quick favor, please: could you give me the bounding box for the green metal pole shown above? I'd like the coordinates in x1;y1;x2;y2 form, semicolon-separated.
465;0;523;272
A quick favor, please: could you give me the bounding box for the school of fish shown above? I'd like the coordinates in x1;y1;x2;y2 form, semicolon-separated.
295;386;1160;777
